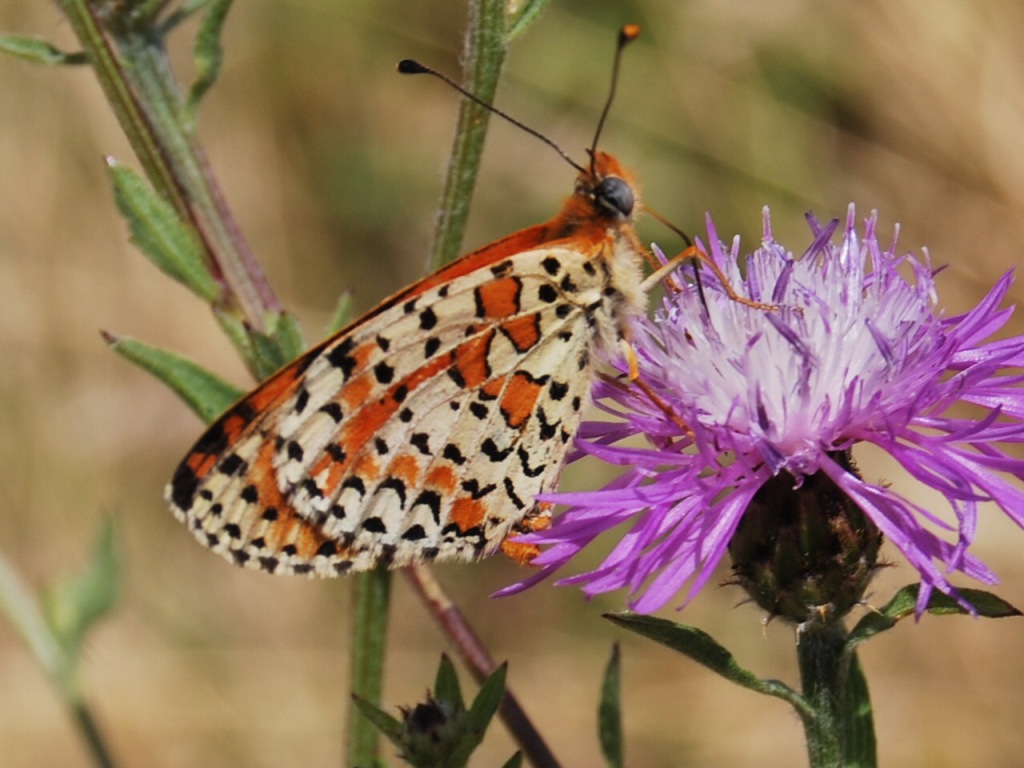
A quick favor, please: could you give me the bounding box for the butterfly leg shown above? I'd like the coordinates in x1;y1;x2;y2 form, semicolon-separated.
641;244;778;313
500;502;553;565
619;338;693;435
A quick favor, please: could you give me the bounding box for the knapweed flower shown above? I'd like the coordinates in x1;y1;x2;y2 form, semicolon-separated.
502;205;1024;619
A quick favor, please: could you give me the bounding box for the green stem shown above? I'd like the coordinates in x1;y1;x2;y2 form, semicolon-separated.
797;623;846;768
346;567;392;768
54;0;279;332
426;0;509;269
71;700;117;768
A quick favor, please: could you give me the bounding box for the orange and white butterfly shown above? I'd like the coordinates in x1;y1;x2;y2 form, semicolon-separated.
166;28;657;576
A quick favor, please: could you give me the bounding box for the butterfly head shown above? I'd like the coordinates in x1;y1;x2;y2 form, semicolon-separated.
573;150;639;224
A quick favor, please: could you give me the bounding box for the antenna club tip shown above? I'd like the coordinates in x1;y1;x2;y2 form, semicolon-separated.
620;24;640;44
397;59;429;75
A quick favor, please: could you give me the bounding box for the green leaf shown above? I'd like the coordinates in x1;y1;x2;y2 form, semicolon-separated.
840;651;877;768
327;288;355;334
0;550;65;686
184;0;233;127
350;693;405;747
506;0;550;40
464;662;507;738
104;332;243;423
434;654;466;712
499;753;524;768
0;35;87;66
847;583;1022;649
598;645;623;768
605;612;811;717
268;310;305;365
247;326;288;381
107;159;221;302
42;521;119;661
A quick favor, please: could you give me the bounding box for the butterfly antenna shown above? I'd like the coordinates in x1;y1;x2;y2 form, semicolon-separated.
589;24;641;169
398;58;584;173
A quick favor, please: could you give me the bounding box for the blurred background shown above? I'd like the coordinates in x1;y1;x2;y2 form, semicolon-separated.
2;1;1024;766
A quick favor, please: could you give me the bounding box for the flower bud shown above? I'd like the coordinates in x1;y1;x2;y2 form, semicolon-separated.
727;451;883;624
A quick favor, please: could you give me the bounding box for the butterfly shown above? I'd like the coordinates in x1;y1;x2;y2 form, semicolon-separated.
165;26;670;576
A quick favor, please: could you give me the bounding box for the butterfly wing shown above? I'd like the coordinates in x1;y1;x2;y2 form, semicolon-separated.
166;243;614;575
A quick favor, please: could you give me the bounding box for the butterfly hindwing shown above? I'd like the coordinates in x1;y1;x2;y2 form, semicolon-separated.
167;244;611;574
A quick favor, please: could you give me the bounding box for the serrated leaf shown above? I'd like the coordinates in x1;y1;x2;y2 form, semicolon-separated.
598;644;623;768
104;332;243;423
605;612;810;717
107;160;220;302
0;35;87;66
42;521;119;660
350;693;405;747
184;0;233;127
499;753;524;768
434;654;466;712
847;583;1022;649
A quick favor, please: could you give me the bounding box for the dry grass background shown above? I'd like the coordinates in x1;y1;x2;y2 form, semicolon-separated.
2;1;1024;766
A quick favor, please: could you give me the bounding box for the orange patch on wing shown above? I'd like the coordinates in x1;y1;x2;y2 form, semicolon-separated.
476;276;521;319
390;454;421;488
341;375;373;411
453;330;493;389
499;314;541;353
352;452;381;484
246;365;302;413
481;375;507;400
251;441;330;555
425;465;458;495
186;450;219;481
500;372;543;429
451;497;487;532
337;353;456;473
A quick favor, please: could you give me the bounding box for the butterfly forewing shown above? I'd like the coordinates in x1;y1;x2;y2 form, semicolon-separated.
167;228;635;574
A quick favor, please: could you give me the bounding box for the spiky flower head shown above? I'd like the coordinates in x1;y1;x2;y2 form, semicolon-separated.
503;206;1024;621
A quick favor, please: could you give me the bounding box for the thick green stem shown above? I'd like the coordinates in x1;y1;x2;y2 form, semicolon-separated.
797;624;846;768
345;568;392;768
426;0;509;269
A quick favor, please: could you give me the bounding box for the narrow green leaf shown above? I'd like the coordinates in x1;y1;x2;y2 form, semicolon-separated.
598;645;623;768
247;327;288;381
184;0;233;127
350;694;405;747
605;612;811;716
499;753;524;768
847;583;1022;648
104;332;243;423
327;288;355;334
448;662;506;766
506;0;551;40
0;550;66;686
840;651;877;768
434;654;466;712
107;159;221;302
0;35;87;66
268;310;305;365
464;662;507;736
42;521;119;660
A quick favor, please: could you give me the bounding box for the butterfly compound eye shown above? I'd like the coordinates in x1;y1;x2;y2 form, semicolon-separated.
594;176;634;218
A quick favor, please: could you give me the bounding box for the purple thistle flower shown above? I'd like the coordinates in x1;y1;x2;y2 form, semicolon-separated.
501;205;1024;617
